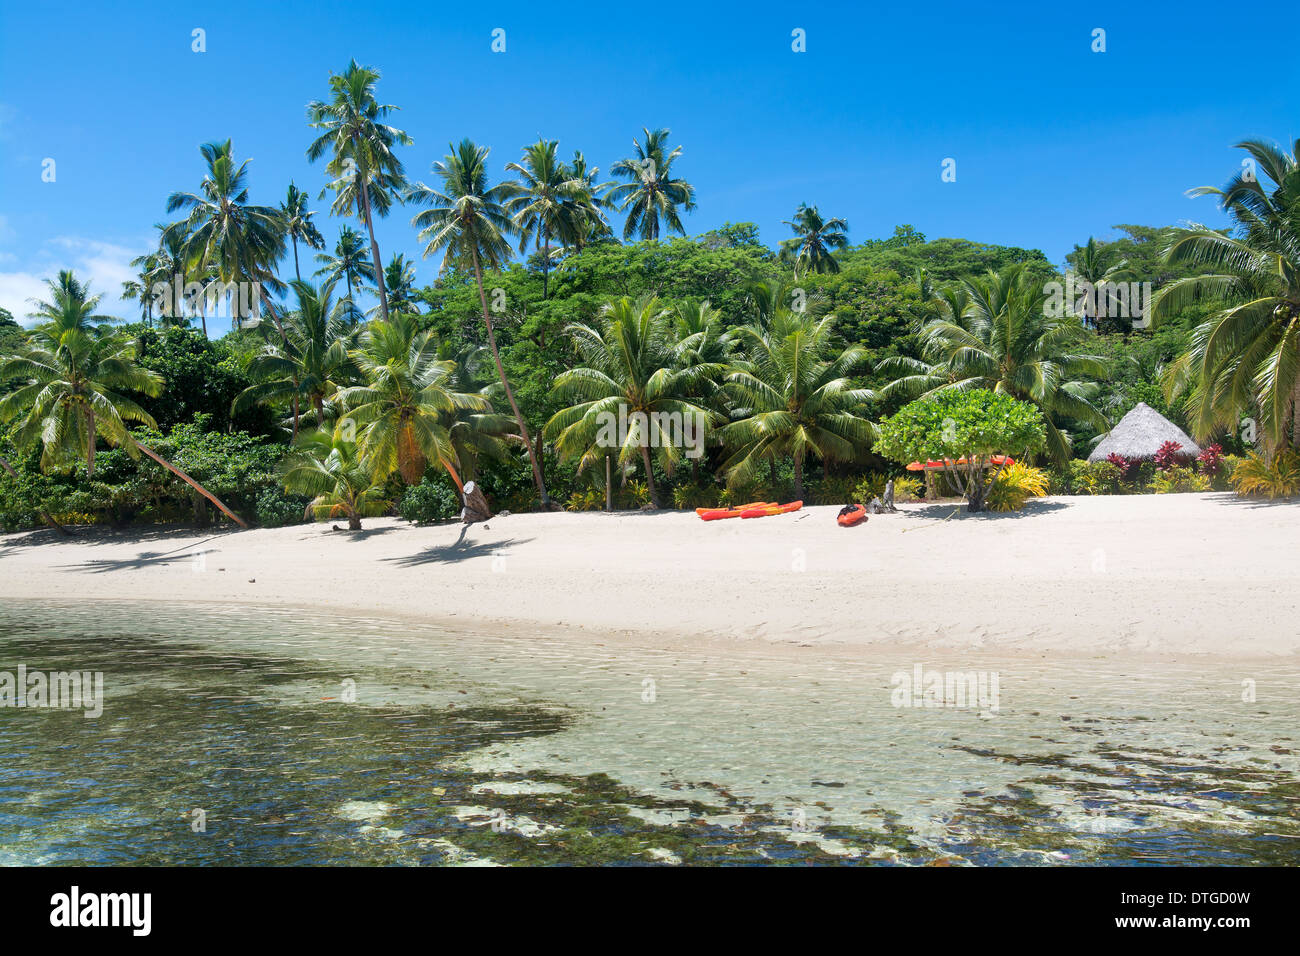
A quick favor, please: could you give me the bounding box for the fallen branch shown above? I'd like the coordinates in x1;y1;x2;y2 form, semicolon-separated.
137;444;248;528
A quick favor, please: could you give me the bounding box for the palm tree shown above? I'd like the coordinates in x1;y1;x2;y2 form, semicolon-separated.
280;182;326;282
281;430;390;530
607;127;696;240
233;280;357;439
1154;138;1300;454
307;59;411;324
545;294;719;508
1070;236;1135;332
406;138;552;506
143;221;197;330
779;204;849;277
166;140;286;333
315;225;375;304
505;140;587;299
878;265;1110;464
382;253;418;314
0;272;246;525
334;312;490;487
721;309;876;500
566;150;613;252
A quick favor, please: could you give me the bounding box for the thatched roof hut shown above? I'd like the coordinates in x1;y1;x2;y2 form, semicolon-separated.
1088;402;1201;462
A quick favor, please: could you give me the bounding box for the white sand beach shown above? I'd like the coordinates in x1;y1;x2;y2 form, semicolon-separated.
2;492;1297;661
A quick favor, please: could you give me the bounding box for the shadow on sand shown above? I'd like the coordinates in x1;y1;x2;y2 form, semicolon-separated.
386;525;535;567
56;535;226;574
899;499;1070;521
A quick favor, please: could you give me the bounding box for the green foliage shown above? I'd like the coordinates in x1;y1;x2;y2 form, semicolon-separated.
255;487;312;527
1151;465;1212;494
1229;451;1300;499
397;477;461;524
875;390;1044;511
987;462;1050;511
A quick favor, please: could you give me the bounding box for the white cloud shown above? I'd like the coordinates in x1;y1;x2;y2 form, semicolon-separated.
0;235;146;324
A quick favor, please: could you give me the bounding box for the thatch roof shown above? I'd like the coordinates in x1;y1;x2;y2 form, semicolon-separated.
1088;402;1201;462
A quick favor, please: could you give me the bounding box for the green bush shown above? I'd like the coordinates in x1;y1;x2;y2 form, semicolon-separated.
398;478;460;524
1152;465;1211;494
672;483;720;510
255;488;312;528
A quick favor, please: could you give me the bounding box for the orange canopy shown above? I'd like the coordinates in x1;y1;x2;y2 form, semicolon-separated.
905;455;1015;472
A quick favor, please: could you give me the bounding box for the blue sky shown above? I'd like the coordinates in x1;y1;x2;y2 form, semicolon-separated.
1;0;1297;324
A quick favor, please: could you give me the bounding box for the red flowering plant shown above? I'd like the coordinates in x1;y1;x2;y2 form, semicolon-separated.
1196;443;1224;477
1105;453;1134;478
1154;441;1188;473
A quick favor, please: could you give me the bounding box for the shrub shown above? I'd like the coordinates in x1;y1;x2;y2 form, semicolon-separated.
618;480;651;509
809;475;858;505
1196;443;1224;477
672;483;719;510
1154;440;1190;472
255;488;312;528
987;462;1050;511
1229;451;1300;499
1152;465;1212;494
852;473;921;504
1067;459;1121;495
398;478;461;524
566;488;605;512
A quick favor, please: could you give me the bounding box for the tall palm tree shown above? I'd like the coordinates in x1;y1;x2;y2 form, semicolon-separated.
334;312;490;486
166;140;286;333
307;59;411;324
281;429;390;531
0;272;246;525
233;280;358;439
280;182;326;282
721;310;876;500
545;294;720;508
1154;138;1300;454
1070;236;1135;332
382;253;418;314
406;138;552;506
878;265;1109;464
566;150;613;252
779;204;849;277
315;225;375;304
505;139;587;299
607;127;696;240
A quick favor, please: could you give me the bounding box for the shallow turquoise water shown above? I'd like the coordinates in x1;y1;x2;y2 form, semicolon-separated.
0;600;1297;865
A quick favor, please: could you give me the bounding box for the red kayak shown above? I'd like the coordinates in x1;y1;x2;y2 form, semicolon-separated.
837;504;868;527
697;501;774;521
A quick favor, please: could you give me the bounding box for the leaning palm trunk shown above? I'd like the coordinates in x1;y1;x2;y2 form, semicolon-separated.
137;444;248;528
471;249;550;507
358;177;390;322
0;454;71;535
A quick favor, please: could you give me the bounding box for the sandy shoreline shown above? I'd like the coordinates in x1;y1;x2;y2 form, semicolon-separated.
2;493;1298;662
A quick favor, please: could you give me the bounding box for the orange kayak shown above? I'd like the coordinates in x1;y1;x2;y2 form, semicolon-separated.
740;500;803;519
837;504;868;527
906;455;1014;471
697;501;773;521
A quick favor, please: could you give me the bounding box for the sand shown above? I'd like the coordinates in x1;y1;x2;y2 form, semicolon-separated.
2;492;1298;661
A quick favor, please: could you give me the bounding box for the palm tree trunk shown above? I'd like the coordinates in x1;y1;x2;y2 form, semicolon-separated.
542;226;550;300
293;239;302;283
640;443;660;508
137;444;248;528
358;179;389;322
0;454;71;535
471;249;551;507
313;394;325;430
86;408;96;479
